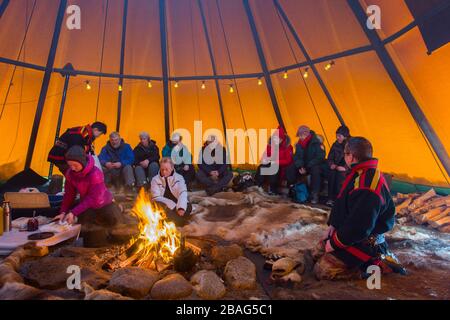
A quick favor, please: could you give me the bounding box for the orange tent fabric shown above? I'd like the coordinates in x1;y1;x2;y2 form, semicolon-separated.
0;0;449;186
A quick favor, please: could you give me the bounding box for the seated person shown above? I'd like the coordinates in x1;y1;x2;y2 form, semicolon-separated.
133;131;160;189
55;146;122;247
48;122;107;174
326;126;350;206
286;125;326;204
196;135;233;196
151;157;192;227
255;126;293;195
314;137;405;280
162;133;196;188
99;132;135;191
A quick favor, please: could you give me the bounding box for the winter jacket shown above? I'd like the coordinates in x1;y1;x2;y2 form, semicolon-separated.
293;130;326;170
60;155;113;216
262;126;293;179
162;142;193;168
133;140;160;165
198;143;229;176
151;171;188;211
48;125;95;165
328;159;395;249
99;139;135;167
327;140;347;167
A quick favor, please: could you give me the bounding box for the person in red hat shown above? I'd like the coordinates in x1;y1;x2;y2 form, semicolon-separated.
255;126;293;195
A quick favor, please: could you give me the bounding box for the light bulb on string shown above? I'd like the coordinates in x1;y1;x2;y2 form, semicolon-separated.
283;71;288;79
174;81;179;88
303;68;309;79
147;80;152;88
85;81;92;90
118;84;123;92
324;61;335;71
229;84;234;93
201;81;206;90
258;78;263;86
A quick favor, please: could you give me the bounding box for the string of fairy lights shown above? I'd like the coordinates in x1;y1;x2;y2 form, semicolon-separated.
0;60;336;106
82;60;336;93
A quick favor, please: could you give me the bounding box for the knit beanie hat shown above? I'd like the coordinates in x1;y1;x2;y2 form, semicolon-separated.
336;125;350;138
65;146;87;167
296;125;310;137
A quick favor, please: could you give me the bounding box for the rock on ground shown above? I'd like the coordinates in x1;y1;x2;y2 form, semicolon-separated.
84;283;133;300
19;253;103;290
107;267;159;299
224;256;257;290
191;270;226;300
211;244;243;268
0;282;62;300
0;264;23;287
151;273;193;300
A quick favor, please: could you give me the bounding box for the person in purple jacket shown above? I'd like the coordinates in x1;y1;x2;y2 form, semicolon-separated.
55;146;120;228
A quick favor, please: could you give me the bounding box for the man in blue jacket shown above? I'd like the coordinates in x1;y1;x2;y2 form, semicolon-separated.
196;135;233;196
314;137;405;280
99;132;135;191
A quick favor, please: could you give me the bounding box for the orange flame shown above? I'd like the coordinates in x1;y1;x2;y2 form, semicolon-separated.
131;188;181;266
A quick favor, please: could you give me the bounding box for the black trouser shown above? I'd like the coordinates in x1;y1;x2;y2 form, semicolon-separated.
159;203;193;227
175;164;196;185
332;240;389;270
77;202;122;248
77;202;121;227
255;164;279;192
327;168;346;200
196;169;233;194
285;164;323;194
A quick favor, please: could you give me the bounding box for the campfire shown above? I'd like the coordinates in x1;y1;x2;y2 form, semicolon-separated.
120;189;181;269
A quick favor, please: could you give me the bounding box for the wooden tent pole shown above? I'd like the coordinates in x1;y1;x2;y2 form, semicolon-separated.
159;0;170;142
116;0;128;132
273;0;346;126
25;0;67;169
347;0;450;180
48;63;74;177
242;0;286;130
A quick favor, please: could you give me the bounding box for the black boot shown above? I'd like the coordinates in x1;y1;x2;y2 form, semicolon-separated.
311;193;319;205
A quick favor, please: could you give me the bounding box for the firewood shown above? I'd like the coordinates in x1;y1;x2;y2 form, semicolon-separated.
429;216;450;229
408;189;436;210
427;208;450;223
395;197;412;214
425;195;450;208
414;207;444;224
439;225;450;233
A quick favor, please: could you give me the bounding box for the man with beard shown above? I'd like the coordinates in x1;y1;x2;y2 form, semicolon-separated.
99;132;135;192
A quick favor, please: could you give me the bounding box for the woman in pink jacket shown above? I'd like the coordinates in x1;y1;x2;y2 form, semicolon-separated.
55;146;120;228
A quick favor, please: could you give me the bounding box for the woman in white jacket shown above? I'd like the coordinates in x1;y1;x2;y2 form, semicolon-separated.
151;157;192;226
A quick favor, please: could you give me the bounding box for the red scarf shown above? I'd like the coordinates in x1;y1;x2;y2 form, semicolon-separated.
298;134;312;149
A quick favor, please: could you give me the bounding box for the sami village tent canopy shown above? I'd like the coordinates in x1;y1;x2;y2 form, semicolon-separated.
0;0;449;187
